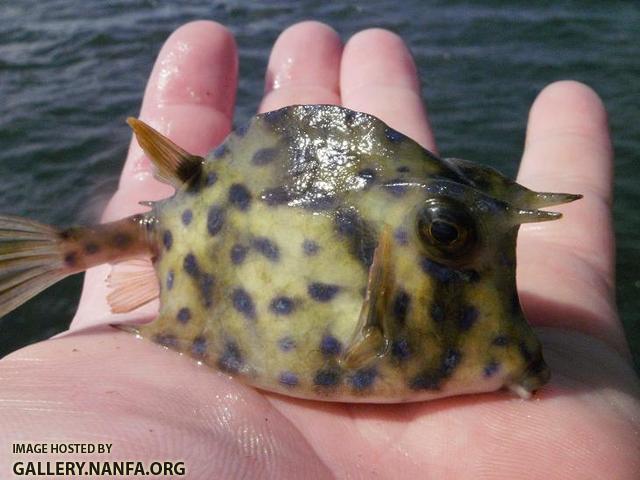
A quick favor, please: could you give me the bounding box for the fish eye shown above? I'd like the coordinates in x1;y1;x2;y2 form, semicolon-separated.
429;220;459;245
416;198;476;260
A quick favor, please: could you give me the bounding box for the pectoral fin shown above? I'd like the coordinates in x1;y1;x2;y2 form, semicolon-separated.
341;227;394;369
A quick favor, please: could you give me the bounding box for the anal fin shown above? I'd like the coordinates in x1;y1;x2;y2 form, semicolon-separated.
107;257;159;313
341;227;394;370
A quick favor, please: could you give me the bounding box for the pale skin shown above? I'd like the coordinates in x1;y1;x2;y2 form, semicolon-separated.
1;21;639;479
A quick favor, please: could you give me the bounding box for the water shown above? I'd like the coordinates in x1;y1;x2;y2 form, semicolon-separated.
0;0;638;368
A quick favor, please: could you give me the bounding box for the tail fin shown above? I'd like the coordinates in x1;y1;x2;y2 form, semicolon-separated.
0;213;154;318
0;215;68;317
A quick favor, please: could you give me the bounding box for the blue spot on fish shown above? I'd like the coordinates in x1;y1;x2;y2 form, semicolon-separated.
421;258;456;283
205;172;218;186
199;273;215;308
263;108;287;124
410;372;440;391
279;371;299;387
303;239;320;255
392;290;411;324
391;338;411;361
441;348;462;376
176;308;191;324
320;334;342;356
492;335;509;347
278;336;296;352
350;368;377;390
207;205;225;236
357;168;377;186
192;336;207;357
163;230;173;250
308;282;340;302
421;259;480;284
229;184;252;211
394;228;409;246
154;333;178;349
459;306;479;331
217;341;243;373
260;186;291;206
314;369;340;387
230;244;249;265
232;288;256;320
270;296;295;315
181;209;193;226
212;144;228;158
252;237;280;261
252;147;278;165
385;127;405;143
234;124;248;137
484;361;500;377
183;253;199;276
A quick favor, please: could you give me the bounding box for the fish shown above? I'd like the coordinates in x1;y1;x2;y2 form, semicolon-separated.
0;105;581;402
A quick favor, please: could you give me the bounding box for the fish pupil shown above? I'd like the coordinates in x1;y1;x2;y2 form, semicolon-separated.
416;197;477;261
430;220;458;245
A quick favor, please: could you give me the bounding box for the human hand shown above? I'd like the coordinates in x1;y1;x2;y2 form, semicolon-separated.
1;21;639;479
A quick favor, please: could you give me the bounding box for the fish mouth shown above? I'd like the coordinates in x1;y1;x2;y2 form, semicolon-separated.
508;355;551;398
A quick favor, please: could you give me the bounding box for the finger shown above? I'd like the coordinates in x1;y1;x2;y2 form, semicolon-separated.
72;21;238;329
340;29;436;151
259;21;341;112
113;20;238;218
516;81;626;355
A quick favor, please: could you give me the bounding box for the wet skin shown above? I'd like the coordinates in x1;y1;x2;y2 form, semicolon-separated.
0;21;638;479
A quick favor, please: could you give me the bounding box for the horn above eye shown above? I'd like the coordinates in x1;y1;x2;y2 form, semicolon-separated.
416;198;477;262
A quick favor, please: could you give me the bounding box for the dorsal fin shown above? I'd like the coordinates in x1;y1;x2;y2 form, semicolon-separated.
127;118;204;188
341;227;394;369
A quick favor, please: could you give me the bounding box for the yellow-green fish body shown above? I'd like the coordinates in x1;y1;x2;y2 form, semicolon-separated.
0;105;581;403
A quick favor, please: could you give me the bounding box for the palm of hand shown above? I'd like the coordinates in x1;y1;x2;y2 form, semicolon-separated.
1;22;638;479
